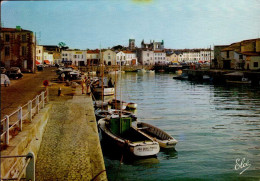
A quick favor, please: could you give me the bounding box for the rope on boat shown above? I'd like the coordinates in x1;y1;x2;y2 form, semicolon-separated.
91;169;106;181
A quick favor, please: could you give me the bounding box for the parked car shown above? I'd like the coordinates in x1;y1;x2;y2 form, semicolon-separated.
6;67;23;79
1;74;11;86
37;65;44;71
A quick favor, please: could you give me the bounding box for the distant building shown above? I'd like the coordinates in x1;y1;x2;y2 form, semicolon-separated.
123;50;138;65
141;40;164;51
42;45;61;64
62;50;87;66
86;49;100;65
213;45;229;69
0;26;36;72
102;49;116;65
176;49;213;63
43;51;54;65
154;50;167;65
36;45;44;64
129;39;135;50
166;53;179;63
116;51;126;65
137;49;154;65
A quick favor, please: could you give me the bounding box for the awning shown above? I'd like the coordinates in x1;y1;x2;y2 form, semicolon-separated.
36;60;41;65
44;60;50;64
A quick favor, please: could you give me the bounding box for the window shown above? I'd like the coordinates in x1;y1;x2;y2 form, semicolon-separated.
227;51;230;58
22;46;26;56
38;50;41;53
239;54;243;59
22;34;27;42
147;53;149;57
254;62;258;68
5;47;10;56
108;56;111;59
5;34;10;42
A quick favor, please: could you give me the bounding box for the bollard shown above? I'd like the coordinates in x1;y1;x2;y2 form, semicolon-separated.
28;100;32;122
3;115;10;145
41;92;45;108
18;106;23;131
58;87;61;96
36;96;39;114
26;152;35;181
46;88;49;102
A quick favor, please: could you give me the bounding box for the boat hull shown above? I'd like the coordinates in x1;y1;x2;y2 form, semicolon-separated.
127;103;137;110
137;122;178;149
94;87;115;96
98;119;160;157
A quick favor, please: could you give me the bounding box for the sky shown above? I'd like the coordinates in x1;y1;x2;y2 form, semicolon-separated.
1;0;260;49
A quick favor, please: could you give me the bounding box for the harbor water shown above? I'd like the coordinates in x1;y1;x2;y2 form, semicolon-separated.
101;72;260;180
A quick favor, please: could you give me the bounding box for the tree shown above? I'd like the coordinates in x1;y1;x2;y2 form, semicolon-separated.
58;42;68;50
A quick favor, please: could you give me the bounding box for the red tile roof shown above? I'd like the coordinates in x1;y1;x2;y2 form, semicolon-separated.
87;49;100;54
1;27;32;33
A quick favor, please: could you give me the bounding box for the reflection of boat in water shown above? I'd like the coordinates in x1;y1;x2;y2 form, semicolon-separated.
98;117;160;157
225;72;251;85
136;122;178;149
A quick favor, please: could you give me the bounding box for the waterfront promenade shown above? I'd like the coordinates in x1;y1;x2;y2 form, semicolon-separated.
34;81;107;180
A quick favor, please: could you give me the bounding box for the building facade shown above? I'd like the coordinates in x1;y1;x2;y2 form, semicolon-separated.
62;50;87;66
154;50;167;65
36;45;44;64
86;49;100;65
137;50;154;65
102;49;116;65
0;26;36;72
123;51;138;65
141;40;164;51
129;39;135;50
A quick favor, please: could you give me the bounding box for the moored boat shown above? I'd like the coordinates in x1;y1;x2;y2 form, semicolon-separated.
126;102;138;110
98;117;160;157
136;122;178;149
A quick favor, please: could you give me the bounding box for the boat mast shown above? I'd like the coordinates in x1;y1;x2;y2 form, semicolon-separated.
100;45;104;110
120;55;122;118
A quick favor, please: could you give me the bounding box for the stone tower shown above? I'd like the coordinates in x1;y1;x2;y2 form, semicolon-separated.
129;39;135;50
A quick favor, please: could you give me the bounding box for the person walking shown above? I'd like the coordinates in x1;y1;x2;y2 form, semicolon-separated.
86;77;91;95
81;76;86;94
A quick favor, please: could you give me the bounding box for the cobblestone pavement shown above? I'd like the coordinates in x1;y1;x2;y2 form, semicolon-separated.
1;67;56;119
35;85;107;181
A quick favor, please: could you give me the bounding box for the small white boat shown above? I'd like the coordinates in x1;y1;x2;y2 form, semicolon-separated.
137;69;146;73
146;70;155;73
93;87;115;96
126;102;138;110
98;117;160;157
136;122;178;149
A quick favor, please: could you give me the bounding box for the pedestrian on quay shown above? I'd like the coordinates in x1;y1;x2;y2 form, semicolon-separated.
86;77;91;95
81;76;86;94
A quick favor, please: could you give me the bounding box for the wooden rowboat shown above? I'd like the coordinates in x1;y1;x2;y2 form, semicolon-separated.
136;122;178;149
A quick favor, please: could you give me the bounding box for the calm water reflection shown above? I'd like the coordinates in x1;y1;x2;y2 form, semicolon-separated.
101;72;260;180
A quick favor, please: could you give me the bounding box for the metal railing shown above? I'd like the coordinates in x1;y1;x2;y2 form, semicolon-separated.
1;89;49;146
1;152;35;181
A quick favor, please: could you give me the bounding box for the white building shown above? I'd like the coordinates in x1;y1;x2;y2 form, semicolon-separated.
102;49;116;65
36;45;44;64
178;49;214;63
123;51;138;65
154;50;167;65
116;51;126;65
43;51;54;65
62;50;87;66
